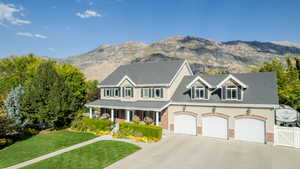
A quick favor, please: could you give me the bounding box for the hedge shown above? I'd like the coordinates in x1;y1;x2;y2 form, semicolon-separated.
119;122;162;139
71;117;112;132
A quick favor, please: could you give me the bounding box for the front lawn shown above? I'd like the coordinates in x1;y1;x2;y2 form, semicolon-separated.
23;140;141;169
0;130;97;168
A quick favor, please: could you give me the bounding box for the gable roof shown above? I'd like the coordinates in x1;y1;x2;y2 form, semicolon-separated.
216;74;248;88
186;75;213;88
99;60;193;87
172;72;279;106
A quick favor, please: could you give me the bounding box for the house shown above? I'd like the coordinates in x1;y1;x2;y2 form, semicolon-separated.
86;60;279;144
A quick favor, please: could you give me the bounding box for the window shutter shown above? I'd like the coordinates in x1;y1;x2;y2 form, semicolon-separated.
191;86;195;99
141;88;144;98
122;87;125;97
238;86;242;100
205;87;208;99
104;89;106;97
152;88;155;98
161;88;163;98
222;86;226;100
131;87;134;97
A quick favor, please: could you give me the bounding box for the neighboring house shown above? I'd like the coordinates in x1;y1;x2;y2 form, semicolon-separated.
86;60;279;144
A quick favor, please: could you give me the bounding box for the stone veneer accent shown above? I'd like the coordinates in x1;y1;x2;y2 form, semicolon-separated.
160;108;169;129
197;127;202;134
174;111;198;117
170;124;174;131
202;112;230;119
234;114;267;121
228;129;235;138
266;132;274;143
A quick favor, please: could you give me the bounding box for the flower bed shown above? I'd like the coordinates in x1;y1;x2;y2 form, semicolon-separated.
71;117;112;135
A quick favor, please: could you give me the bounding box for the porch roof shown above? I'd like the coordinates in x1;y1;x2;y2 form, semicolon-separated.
86;99;170;112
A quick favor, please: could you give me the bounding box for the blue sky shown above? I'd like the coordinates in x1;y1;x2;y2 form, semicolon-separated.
0;0;300;58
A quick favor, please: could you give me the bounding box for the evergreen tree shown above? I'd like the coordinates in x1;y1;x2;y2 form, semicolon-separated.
4;85;27;129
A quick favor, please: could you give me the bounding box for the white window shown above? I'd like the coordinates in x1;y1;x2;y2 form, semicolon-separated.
141;88;163;98
142;88;150;98
192;86;206;100
104;88;111;97
124;87;133;97
226;86;238;100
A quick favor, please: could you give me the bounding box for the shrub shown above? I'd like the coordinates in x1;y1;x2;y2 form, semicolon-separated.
143;116;153;125
100;113;110;120
132;115;141;124
0;138;13;149
119;122;162;140
71;117;112;133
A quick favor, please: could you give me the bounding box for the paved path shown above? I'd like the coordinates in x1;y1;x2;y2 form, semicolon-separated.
4;135;145;169
106;135;300;169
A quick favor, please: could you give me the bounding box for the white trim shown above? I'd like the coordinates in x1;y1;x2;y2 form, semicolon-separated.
216;74;247;88
98;60;193;88
191;86;210;100
186;76;213;88
117;75;136;87
171;102;280;108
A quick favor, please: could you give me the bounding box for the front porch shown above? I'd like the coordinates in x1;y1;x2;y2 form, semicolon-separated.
88;108;161;126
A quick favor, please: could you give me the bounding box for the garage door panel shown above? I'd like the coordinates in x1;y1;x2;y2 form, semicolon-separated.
174;114;197;135
235;118;265;143
203;116;228;139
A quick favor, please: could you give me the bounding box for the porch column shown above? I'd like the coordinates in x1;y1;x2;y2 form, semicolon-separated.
155;111;160;126
111;109;114;122
126;110;130;122
89;107;93;118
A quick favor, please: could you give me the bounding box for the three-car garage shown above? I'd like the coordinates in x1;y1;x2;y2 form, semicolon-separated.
173;112;267;144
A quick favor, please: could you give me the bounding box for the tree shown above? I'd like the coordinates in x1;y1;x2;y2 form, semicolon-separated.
86;80;99;102
0;54;41;114
21;61;87;128
257;57;300;111
4;85;27;129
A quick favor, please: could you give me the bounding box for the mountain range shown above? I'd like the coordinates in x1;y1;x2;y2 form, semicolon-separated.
65;36;300;81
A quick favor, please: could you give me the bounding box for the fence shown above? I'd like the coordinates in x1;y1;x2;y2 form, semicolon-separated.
274;125;300;148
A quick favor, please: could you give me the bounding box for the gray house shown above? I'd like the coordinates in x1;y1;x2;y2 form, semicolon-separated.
87;60;279;144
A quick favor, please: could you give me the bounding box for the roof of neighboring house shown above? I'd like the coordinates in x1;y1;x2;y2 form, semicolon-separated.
172;72;279;105
86;99;170;111
100;60;191;87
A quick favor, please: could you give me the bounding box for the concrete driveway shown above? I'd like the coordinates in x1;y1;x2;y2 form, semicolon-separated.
106;135;300;169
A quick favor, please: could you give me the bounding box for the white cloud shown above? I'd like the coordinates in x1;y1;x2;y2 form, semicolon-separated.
0;3;31;25
76;10;101;18
16;32;48;39
35;34;47;39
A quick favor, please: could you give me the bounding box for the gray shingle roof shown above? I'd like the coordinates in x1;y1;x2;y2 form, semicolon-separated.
100;60;185;86
86;99;170;111
172;72;279;105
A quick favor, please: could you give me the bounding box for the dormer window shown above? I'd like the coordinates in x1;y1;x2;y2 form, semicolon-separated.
222;85;242;101
191;86;208;100
226;86;238;100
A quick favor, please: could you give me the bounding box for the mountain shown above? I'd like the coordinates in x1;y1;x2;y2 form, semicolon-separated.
65;36;300;81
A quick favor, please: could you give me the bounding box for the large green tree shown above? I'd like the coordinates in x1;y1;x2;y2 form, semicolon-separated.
21;61;86;128
257;57;300;111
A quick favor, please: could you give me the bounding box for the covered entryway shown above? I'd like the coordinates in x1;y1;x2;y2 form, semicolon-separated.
202;115;228;139
174;114;197;135
235;118;266;143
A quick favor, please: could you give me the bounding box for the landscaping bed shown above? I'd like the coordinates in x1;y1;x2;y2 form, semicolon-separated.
23;140;141;169
0;130;97;168
113;122;162;142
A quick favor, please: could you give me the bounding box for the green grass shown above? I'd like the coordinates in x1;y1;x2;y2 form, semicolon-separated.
0;130;97;168
23;140;141;169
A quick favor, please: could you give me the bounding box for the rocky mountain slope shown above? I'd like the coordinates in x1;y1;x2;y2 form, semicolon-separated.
65;36;300;81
